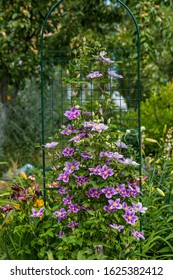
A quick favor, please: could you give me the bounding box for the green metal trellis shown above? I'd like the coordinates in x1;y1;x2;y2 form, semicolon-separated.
40;0;142;234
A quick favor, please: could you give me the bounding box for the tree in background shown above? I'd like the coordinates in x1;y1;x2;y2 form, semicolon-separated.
0;0;173;165
0;0;172;104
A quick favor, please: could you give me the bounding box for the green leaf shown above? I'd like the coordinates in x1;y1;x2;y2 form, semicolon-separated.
77;251;86;260
47;250;54;260
165;233;173;241
158;247;172;253
87;210;95;216
167;216;173;223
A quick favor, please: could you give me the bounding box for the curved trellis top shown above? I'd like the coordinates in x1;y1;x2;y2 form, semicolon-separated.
40;0;140;53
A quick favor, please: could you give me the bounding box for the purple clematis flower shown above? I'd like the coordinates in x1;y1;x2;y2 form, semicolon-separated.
63;195;72;206
81;152;93;159
108;69;123;78
69;132;89;143
57;172;70;183
102;186;116;198
127;181;141;198
118;184;130;198
132;202;147;213
105;159;111;165
92;123;108;132
58;187;67;194
122;202;132;211
64;160;80;174
99;52;114;64
123;209;138;225
54;208;67;222
61;124;74;135
89;165;101;176
115;141;128;149
110;224;124;232
131;229;145;240
59;230;66;238
113;152;124;161
82;111;92;116
99;165;114;179
67;220;78;229
83;121;95;128
86;71;103;79
62;147;74;157
108;198;122;210
103;205;115;213
101;57;115;64
75;176;89;186
44;142;58;148
31;207;44;217
68;203;79;213
87;188;102;198
114;185;121;194
99;151;114;158
64;107;81;120
124;158;140;166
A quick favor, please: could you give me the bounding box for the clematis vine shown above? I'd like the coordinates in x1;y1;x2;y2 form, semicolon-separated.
110;224;124;232
108;68;123;79
64;107;81;120
57;172;70;183
99;165;114;179
102;186;116;198
31;207;44;218
54;208;67;222
62;147;74;157
67;220;78;229
64;160;80;174
86;71;103;79
131;229;145;240
42;48;147;250
44;142;58;148
123;209;138;225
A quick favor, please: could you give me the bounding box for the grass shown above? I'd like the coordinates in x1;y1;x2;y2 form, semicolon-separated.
0;180;10;190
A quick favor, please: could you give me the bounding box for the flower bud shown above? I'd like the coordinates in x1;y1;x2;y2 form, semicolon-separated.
156;188;165;197
72;90;78;97
141;126;146;132
75;105;80;109
126;129;131;134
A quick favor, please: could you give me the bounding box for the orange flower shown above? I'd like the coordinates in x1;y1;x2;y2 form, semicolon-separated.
14;205;20;210
33;199;44;207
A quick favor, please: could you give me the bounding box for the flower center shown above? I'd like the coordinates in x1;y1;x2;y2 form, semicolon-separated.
95;125;100;129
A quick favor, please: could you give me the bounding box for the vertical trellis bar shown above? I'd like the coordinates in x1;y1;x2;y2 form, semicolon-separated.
118;0;142;254
40;0;64;205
